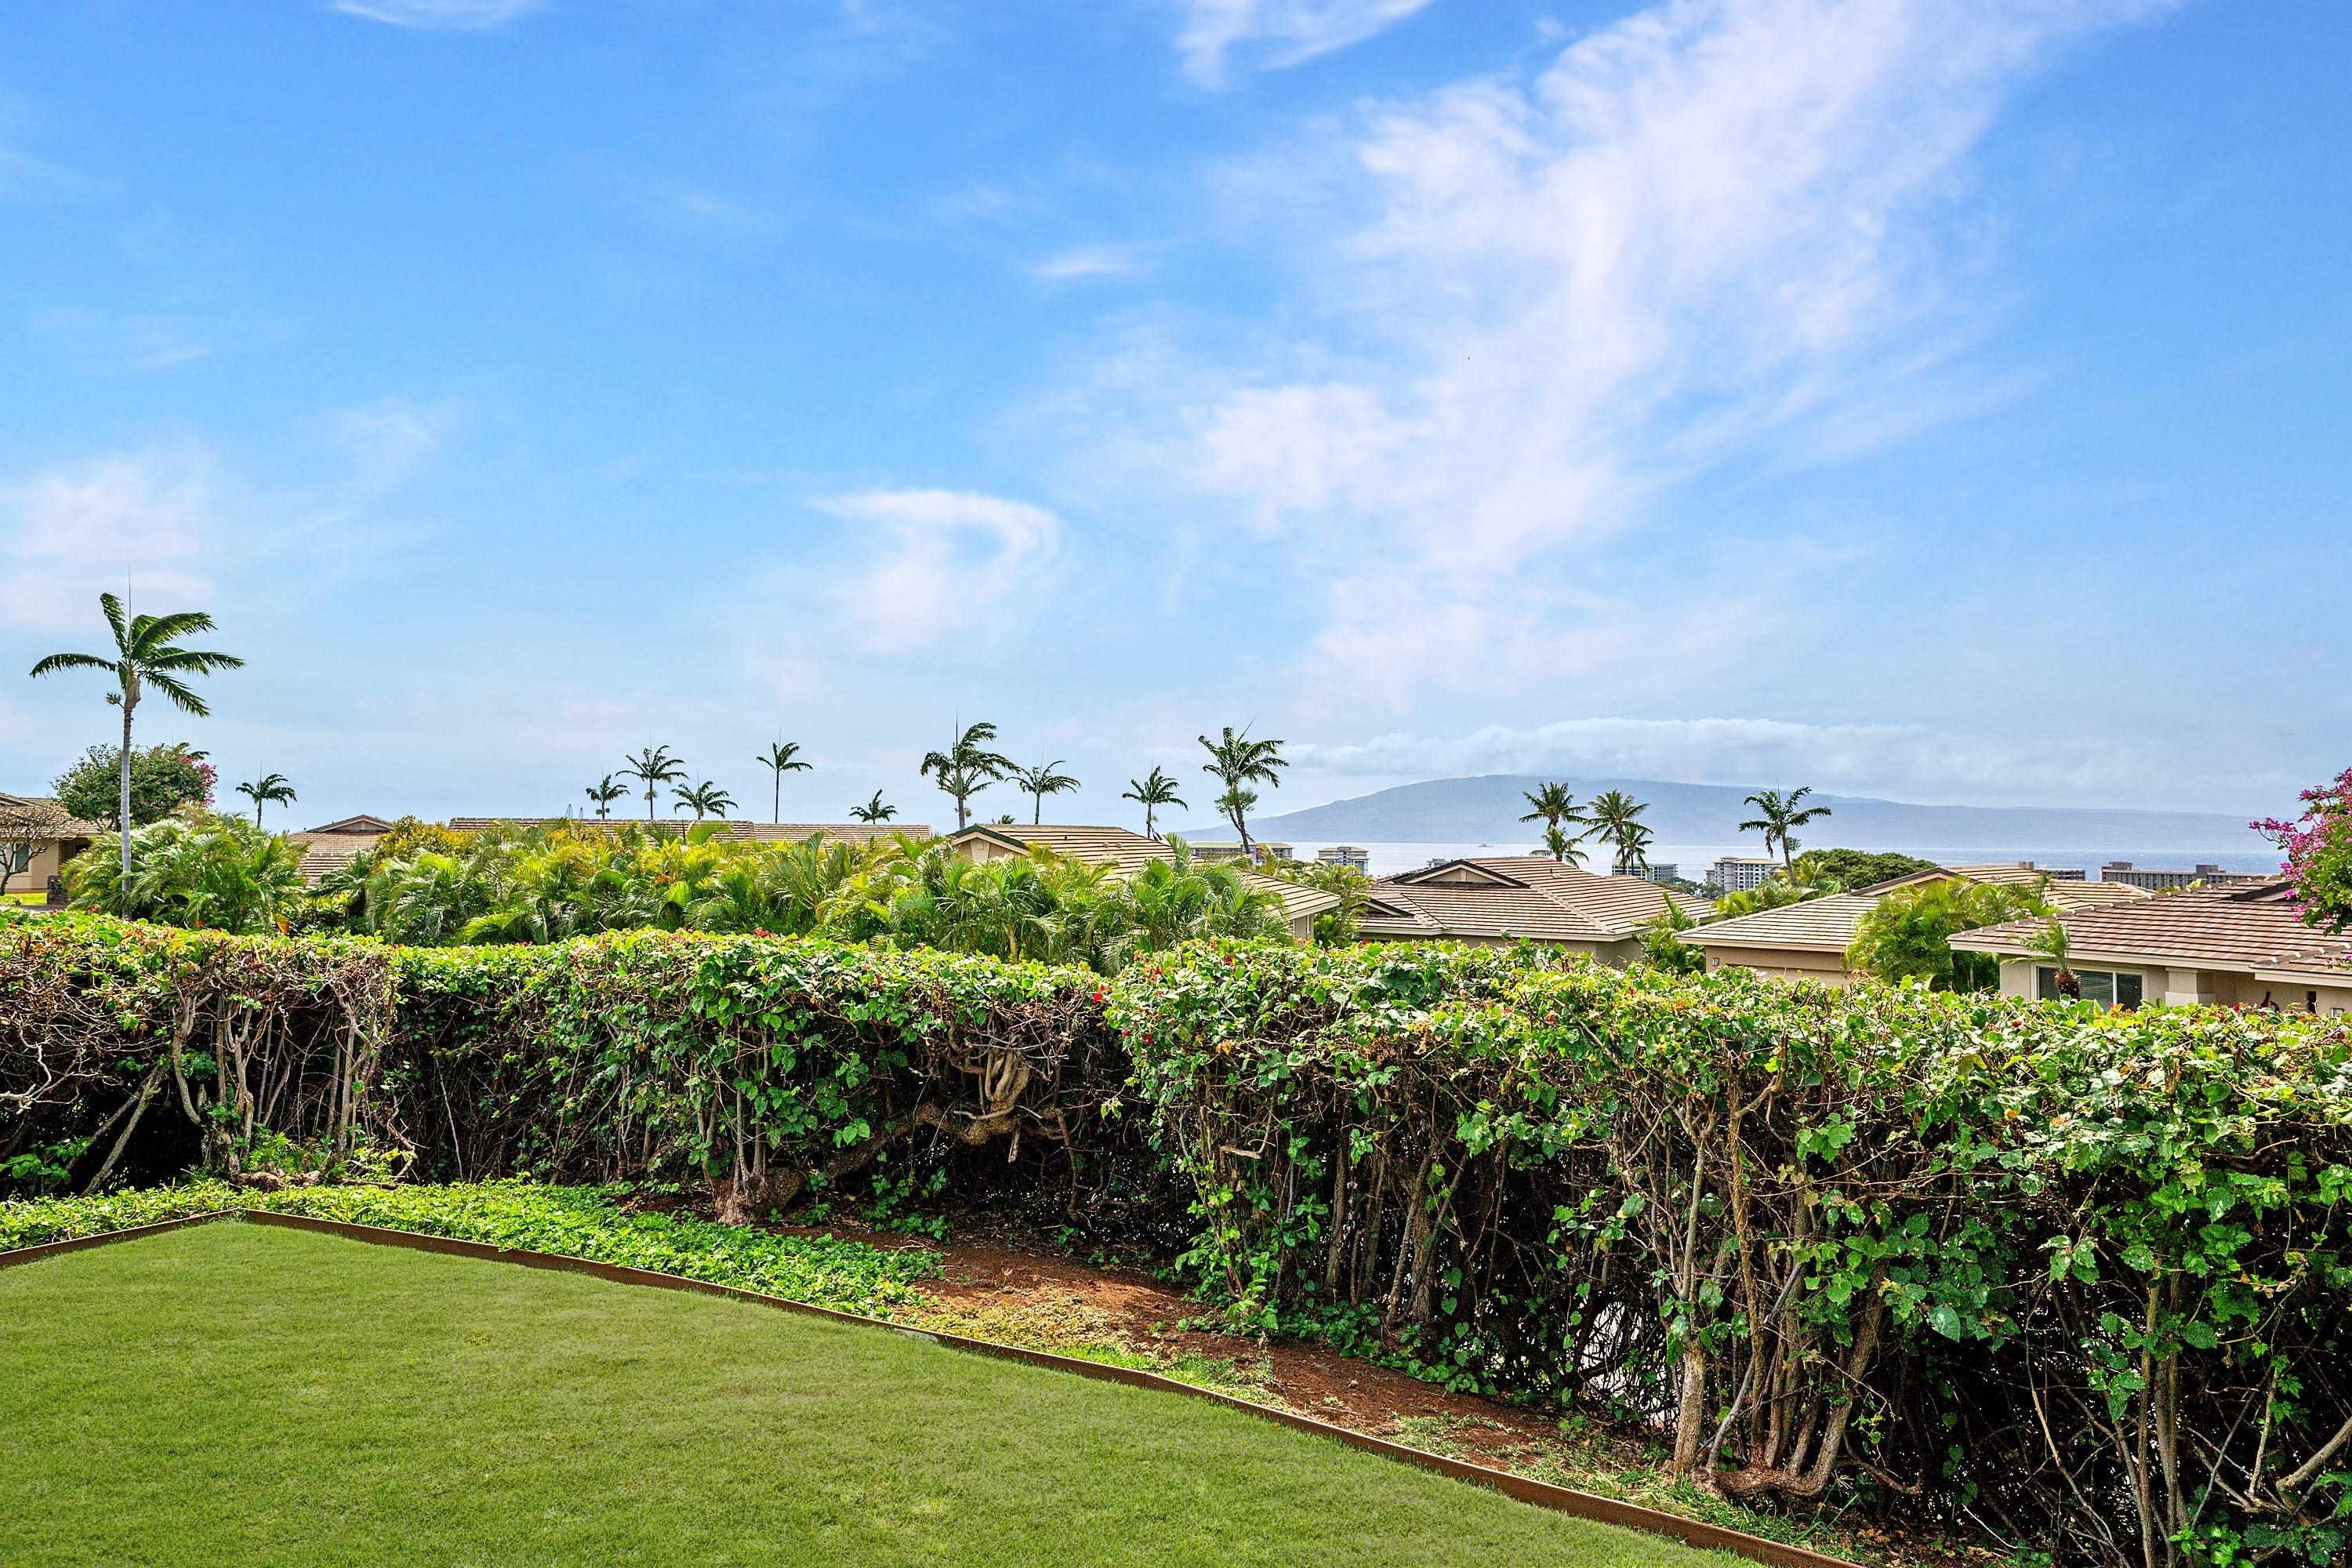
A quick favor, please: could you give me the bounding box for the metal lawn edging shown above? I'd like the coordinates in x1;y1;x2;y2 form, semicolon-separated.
2;1210;1861;1568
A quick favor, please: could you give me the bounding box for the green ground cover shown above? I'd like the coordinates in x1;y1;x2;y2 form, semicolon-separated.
0;1222;1734;1568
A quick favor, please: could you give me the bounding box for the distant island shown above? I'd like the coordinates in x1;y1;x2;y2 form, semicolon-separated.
1174;774;2267;855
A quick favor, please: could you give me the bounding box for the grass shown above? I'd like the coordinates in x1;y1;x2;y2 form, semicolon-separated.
0;1223;1740;1567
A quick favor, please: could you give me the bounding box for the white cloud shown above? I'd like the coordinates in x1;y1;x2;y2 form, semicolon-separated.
331;0;541;29
325;397;462;490
811;488;1063;655
1178;0;1436;87
0;449;220;633
1076;0;2172;705
1290;716;2288;811
1028;246;1152;283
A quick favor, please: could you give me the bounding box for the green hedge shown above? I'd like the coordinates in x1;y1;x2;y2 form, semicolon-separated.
1;914;1129;1224
1109;940;2352;1566
10;914;2352;1564
0;1180;937;1315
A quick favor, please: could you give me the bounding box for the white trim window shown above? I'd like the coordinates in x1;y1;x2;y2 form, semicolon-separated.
2037;967;2144;1008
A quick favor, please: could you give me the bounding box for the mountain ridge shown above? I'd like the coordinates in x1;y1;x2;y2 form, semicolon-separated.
1173;774;2266;854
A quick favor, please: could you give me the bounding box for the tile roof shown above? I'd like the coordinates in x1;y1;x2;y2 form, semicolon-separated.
0;792;107;837
1954;882;2352;976
1686;868;2150;960
949;824;1341;924
445;818;926;843
1358;856;1709;944
1682;894;1882;953
1860;862;2151;908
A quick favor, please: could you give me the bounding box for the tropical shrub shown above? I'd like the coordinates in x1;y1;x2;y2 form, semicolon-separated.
1788;848;1940;891
1844;877;2045;989
216;822;1283;970
2258;768;2352;933
52;740;216;828
63;809;307;934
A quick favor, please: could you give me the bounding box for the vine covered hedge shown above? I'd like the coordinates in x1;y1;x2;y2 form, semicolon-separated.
1;913;1133;1226
9;915;2352;1565
1110;942;2352;1567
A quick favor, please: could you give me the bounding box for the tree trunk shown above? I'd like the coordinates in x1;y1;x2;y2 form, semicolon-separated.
118;695;135;893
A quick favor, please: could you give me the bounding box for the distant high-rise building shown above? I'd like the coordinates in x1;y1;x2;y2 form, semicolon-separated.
1632;862;1680;885
2100;861;2263;891
1710;856;1780;893
1315;844;1370;873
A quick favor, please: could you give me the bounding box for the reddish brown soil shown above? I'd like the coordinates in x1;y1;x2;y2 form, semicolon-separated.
766;1211;1569;1461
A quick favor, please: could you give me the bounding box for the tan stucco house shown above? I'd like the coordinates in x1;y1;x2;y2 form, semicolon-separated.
1953;880;2352;1013
1356;855;1711;964
0;792;105;898
1683;862;2151;987
947;823;1338;941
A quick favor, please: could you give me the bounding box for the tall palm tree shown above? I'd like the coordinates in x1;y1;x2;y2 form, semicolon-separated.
1519;782;1584;851
1541;822;1590;866
30;593;244;893
1121;767;1186;840
1015;760;1079;825
1197;726;1286;858
920;720;1013;830
1584;789;1651;874
621;745;687;823
584;775;626;820
1738;786;1832;872
234;771;296;829
755;740;810;823
672;780;734;820
850;790;897;824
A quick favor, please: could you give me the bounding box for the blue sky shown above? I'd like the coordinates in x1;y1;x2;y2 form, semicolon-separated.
3;0;2346;832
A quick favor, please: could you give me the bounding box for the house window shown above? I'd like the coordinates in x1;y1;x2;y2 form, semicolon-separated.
2038;967;2143;1009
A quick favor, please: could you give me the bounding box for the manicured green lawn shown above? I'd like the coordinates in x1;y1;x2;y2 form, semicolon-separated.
1;1224;1731;1567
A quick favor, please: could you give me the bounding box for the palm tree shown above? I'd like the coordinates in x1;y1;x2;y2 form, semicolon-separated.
1541;822;1590;866
2024;916;2080;1000
755;740;810;823
234;771;296;829
1015;760;1079;825
1197;726;1286;858
850;790;897;824
30;593;244;894
920;720;1014;830
621;745;688;823
1738;786;1832;872
1519;782;1584;852
1121;767;1186;840
672;780;735;820
584;775;626;820
1584;789;1651;875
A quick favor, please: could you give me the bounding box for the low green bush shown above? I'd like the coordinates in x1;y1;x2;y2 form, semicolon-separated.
0;1180;939;1316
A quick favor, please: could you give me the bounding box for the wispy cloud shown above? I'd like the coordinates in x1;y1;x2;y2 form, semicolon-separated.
331;0;542;30
1289;715;2285;813
1178;0;1435;87
0;90;107;202
811;488;1064;655
0;448;221;633
28;309;220;372
1071;0;2173;706
325;397;463;490
1028;245;1152;283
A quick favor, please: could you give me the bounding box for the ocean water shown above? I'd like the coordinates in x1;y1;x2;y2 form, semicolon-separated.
1281;842;2288;881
